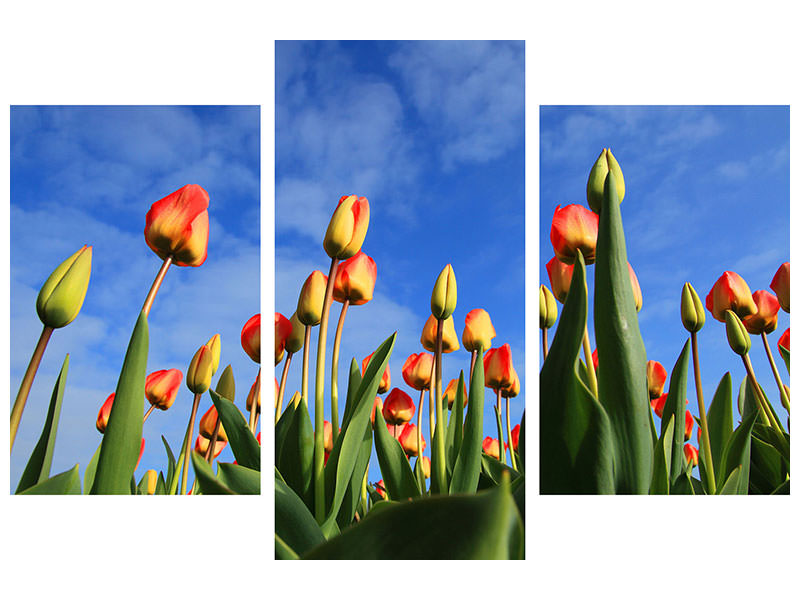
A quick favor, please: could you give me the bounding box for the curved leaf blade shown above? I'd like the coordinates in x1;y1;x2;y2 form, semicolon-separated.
373;408;420;501
275;469;325;557
19;464;81;495
450;347;487;494
209;389;260;471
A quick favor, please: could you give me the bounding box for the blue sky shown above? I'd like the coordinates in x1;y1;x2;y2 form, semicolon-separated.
275;41;525;482
540;106;790;453
10;106;260;491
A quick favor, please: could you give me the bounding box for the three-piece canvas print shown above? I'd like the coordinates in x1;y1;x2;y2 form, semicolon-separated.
8;41;790;559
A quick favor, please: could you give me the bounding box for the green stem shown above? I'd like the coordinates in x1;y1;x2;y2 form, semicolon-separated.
505;394;517;470
180;392;202;495
416;388;426;494
469;350;477;384
690;332;715;494
248;368;261;433
11;325;54;452
330;299;350;442
276;352;293;424
582;326;598;397
761;332;790;413
428;359;436;483
495;389;506;465
432;318;448;494
143;404;155;424
742;354;784;435
301;326;311;407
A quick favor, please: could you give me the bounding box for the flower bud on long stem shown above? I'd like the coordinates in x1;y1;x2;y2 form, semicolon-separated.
761;332;791;413
301;326;311;407
330;299;350;442
10;325;53;451
276;353;292;424
690;331;715;494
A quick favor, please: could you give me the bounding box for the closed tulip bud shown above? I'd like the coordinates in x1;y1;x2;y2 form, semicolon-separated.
215;364;235;403
195;435;226;459
246;376;260;412
550;204;599;265
510;424;520;451
421;315;460;353
539;285;558;329
382;388;415;425
546;257;574;304
586;148;625;214
273;312;289;365
628;263;642;312
285;312;305;354
375;480;387;499
144;184;210;266
419;455;431;479
646;360;667;400
706;271;757;322
199;405;227;442
462;308;496;352
322;420;333;453
484;343;515;391
684;443;699;468
36;245;93;329
742;290;780;335
187;345;215;394
145;469;158;495
333;251;377;305
145;369;183;410
770;262;790;312
681;282;706;333
724;310;751;356
323;195;370;259
482;437;501;460
684;410;694;441
431;264;457;320
204;334;221;376
371;396;383;424
442;378;466;409
297;270;328;326
362;351;391;393
398;423;425;456
96;393;115;433
501;368;520;398
402;352;434;391
778;327;790;352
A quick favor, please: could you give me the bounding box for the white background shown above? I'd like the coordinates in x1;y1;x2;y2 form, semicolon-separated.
1;1;796;597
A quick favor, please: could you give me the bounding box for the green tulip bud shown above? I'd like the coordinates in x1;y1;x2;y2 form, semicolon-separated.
724;310;751;356
681;282;705;333
285;312;305;354
539;284;557;329
215;364;236;402
586;148;625;214
431;264;457;320
187;344;215;394
36;245;93;329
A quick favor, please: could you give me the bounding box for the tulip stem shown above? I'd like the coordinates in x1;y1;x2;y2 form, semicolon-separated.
582;326;598;397
141;256;173;318
301;326;311;407
249;368;261;433
690;331;715;495
276;352;293;423
143;405;155;424
542;329;549;362
433;318;447;494
313;257;339;523
761;332;790;413
10;324;54;451
361;469;369;514
427;359;436;487
416;388;426;494
205;418;221;464
505;394;516;471
495;389;506;465
741;354;784;436
469;350;477;384
330;299;350;443
179;392;202;495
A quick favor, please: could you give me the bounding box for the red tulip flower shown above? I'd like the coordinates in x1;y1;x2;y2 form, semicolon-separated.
362;351;391;393
375;479;387;499
650;393;667;418
592;348;598;372
510;424;520;451
684;443;699;468
96;393;115;433
322;420;333;453
323;195;370;260
420;315;460;353
195;435;226;459
370;396;383;424
247;375;261;412
144;184;210;266
684;410;694;441
241;313;261;364
482;437;501;460
770;262;789;312
501;368;520;399
145;369;183;410
382;388;415;425
462;308;496;352
397;422;425;456
646;360;667;400
484;344;515;391
546;257;574;304
199;405;227;441
778;327;790;352
742;290;780;335
442;378;466;409
402;352;434;391
550;204;599;265
706;271;757;322
332;251;377;305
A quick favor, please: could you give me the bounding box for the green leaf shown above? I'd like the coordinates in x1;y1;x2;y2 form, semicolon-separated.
161;435;177;491
718;465;743;495
191;452;235;494
539;252;615;494
19;464;81;495
450;347;488;494
770;479;790;495
372;408;420;501
209;389;260;471
445;372;466;472
337;426;372;528
156;472;167;495
215;364;236;402
302;476;523;559
275;469;325;557
275;399;297;466
82;443;101;494
706;372;733;482
748;435;786;495
481;453;520;485
719;411;758;495
275;534;300;560
16;355;70;493
778;344;789;375
661;341;690;486
276;397;314;508
650;415;674;495
91;312;148;494
752;424;789;464
594;172;652;493
340;358;363;428
217;462;260;494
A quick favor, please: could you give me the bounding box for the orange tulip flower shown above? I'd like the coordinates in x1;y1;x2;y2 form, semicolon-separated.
322;420;333;453
705;271;757;322
482;436;501;460
246;375;261;412
550;204;599;265
684;443;699;468
628;262;642;312
382;388;415;425
332;251;377;305
442;378;467;409
484;343;515;391
510;424;520;451
646;360;667;400
402;352;434;391
297;270;328;326
684;410;694;441
419;455;431;479
195;435;226;459
362;351;391;393
199;405;227;442
742;290;780;335
501;368;520;398
96;393;115;433
370;396;383;424
323;195;370;260
770;262;789;312
144;184;210;267
239;313;260;364
462;308;496;352
546;257;574;304
421;315;460;353
145;369;183;411
375;479;387;499
397;422;425;457
778;327;790;352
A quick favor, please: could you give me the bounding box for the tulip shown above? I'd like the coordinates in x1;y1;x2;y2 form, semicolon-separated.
323;195;370;259
96;393;115;434
770;262;789;313
362;352;391;393
144;184;210;267
442;378;465;409
247;375;261;412
778;328;790;352
592;348;599;372
501;369;520;399
397;423;425;457
278;313;301;423
204;334;222;377
321;420;334;453
628;262;642;312
684;410;694;441
431;264;458;320
297;270;328;326
550;204;599;265
681;282;706;333
199;405;227;442
650;393;667;418
257;431;261;445
482;437;501;461
742;290;780;335
539;285;557;330
546;257;574;303
706;271;757;322
145;469;158;495
646;360;667;400
145;369;183;411
285;312;305;354
186;344;215;395
510;424;520;452
235;313;259;365
586;148;625;214
332;251;377;305
375;480;387;499
36;245;93;329
462;308;496;352
684;443;699;468
371;396;383;424
382;388;415;425
402;353;434;391
484;344;515;391
421;315;460;353
272;312;290;366
419;455;431;479
194;435;226;459
725;310;751;356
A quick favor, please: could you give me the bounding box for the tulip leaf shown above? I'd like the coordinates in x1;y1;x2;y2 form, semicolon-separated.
91;312;149;494
275;469;325;557
340;358;362;428
16;355;70;493
719;411;758;495
517;410;525;473
275;534;300;560
661;341;690;486
156;472;167;495
481;454;519;485
277;397;313;509
445;373;466;472
671;470;694;495
450;347;487;494
372;408;420;502
209;389;260;471
594;172;653;493
161;435;177;491
752;424;789;464
275;398;297;467
302;476;524;559
778;345;789;375
82;443;101;494
770;479;790;495
190;451;235;494
337;426;373;528
718;465;743;495
650;415;674;495
539;252;615;494
706;372;733;481
19;464;81;495
748;435;786;495
217;462;260;494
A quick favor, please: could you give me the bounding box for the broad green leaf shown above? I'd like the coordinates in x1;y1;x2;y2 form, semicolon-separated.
136;472;149;495
748;435;786;495
445;373;466;472
303;476;523;559
539;252;615;494
372;405;420;501
481;454;519;485
277;397;313;509
340;358;362;429
83;443;101;494
337;426;372;528
275;469;325;557
276;534;299;560
661;341;690;486
16;355;69;493
510;473;525;522
718;465;743;495
275;399;297;466
778;345;789;375
217;462;260;494
752;424;789;464
650;415;674;495
770;479;790;495
191;452;235;494
19;464;81;495
594;172;652;493
91;312;148;494
450;347;487;494
156;472;167;495
215;364;236;402
719;411;758;495
671;471;694;495
209;389;260;471
161;435;177;491
706;372;733;481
